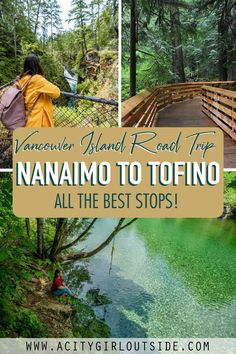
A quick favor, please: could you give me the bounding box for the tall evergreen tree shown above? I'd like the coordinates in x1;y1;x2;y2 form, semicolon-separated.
130;0;137;96
69;0;89;54
41;0;62;52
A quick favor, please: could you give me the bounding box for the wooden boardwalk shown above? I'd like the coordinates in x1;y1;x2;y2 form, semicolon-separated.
156;98;236;168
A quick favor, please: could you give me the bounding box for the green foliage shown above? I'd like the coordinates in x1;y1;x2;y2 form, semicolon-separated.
86;288;112;306
122;0;236;99
224;172;236;207
14;309;48;337
0;177;115;338
78;78;98;95
0;0;118;99
0;175;48;337
72;300;111;337
0;174;22;238
0;239;34;336
100;49;117;61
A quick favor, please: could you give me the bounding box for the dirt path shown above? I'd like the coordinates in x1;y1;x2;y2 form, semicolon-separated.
24;278;73;337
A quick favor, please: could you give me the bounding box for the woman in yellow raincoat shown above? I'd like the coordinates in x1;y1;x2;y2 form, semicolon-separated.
19;54;60;127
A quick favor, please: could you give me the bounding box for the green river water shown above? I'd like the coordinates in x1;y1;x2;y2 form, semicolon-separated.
74;218;236;337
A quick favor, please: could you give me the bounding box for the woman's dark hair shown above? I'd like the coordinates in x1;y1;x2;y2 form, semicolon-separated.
22;54;44;76
54;269;61;278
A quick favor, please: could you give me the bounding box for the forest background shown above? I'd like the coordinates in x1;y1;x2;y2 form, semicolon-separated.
0;0;118;99
122;0;236;99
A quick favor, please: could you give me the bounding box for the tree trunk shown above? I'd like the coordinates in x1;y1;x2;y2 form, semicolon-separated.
81;17;87;54
169;0;185;83
227;55;236;80
51;15;54;53
36;218;45;259
26;0;31;29
64;218;138;262
55;218;97;255
218;3;228;81
13;14;17;69
49;218;67;261
113;0;117;16
25;218;31;238
130;0;137;97
228;2;236;80
34;0;42;35
97;1;100;49
91;4;97;47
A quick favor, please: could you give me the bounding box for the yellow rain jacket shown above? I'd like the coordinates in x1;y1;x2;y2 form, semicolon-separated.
19;74;60;127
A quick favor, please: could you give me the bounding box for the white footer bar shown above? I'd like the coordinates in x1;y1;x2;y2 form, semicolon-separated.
0;338;235;354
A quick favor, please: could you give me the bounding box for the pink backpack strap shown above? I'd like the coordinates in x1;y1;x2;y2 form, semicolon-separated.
17;76;33;92
16;75;40;119
26;94;42;119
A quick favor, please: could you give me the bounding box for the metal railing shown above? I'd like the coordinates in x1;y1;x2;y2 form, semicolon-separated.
54;91;118;128
0;82;118;168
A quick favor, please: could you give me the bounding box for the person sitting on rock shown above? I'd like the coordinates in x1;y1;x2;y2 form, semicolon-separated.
51;269;78;298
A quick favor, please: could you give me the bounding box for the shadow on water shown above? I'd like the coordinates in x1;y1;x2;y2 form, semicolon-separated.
78;257;154;337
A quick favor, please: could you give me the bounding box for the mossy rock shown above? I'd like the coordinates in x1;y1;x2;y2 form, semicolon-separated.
72;300;95;336
72;300;111;338
85;318;111;338
100;49;117;61
86;288;112;306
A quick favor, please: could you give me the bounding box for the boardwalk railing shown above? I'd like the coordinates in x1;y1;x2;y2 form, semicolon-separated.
122;81;234;127
202;86;236;142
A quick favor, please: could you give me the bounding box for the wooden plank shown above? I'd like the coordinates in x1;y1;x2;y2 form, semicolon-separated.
170;86;201;91
147;105;159;127
156;95;170;101
130;94;156;121
145;103;158;127
202;86;236;99
202;96;236;121
172;94;195;102
173;87;201;91
122;90;153;121
145;100;159;126
138;99;157;127
156;97;170;104
202;101;235;130
172;92;196;99
123;90;158;126
161;81;234;91
171;90;200;97
151;105;159;126
123;80;234;119
204;91;236;110
202;106;236;141
122;81;235;127
202;100;235;129
157;102;169;110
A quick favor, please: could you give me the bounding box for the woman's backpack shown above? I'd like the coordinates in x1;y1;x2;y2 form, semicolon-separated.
0;77;39;131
